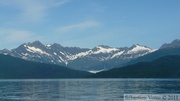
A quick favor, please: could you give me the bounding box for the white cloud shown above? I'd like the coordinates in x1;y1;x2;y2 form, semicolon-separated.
0;0;69;22
90;2;107;13
0;28;41;46
56;20;101;33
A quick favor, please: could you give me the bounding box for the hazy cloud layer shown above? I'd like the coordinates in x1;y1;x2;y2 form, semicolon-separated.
0;0;69;22
0;28;42;48
1;28;30;40
56;20;101;33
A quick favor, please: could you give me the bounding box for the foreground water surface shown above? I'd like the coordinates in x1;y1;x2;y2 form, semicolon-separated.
0;79;180;101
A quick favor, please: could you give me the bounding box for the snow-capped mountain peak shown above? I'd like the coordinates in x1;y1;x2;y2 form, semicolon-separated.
128;44;152;54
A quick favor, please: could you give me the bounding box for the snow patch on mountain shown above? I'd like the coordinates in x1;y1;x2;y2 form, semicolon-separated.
69;50;91;60
58;56;68;65
25;45;50;56
93;46;119;54
60;51;66;56
111;51;124;58
53;52;57;55
46;44;52;49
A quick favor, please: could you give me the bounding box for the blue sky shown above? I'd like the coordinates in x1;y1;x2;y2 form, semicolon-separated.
0;0;180;49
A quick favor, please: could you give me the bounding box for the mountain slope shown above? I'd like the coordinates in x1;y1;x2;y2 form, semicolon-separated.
0;54;91;79
0;41;155;71
91;55;180;78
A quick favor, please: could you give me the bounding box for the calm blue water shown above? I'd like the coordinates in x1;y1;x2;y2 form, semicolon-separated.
0;79;180;101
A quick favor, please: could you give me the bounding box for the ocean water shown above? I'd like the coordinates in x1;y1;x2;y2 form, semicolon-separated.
0;79;180;101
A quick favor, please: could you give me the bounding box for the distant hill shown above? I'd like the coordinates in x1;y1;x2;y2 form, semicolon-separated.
91;55;180;78
0;54;91;79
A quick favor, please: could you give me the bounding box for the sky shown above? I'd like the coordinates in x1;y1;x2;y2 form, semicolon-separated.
0;0;180;49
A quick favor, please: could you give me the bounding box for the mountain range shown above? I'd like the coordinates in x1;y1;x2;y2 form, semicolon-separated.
0;41;155;71
0;39;180;78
